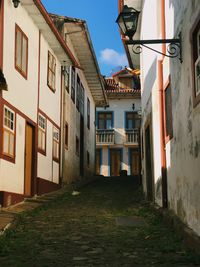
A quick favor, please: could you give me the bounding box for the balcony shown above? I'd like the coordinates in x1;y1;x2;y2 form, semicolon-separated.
124;129;139;145
96;129;115;146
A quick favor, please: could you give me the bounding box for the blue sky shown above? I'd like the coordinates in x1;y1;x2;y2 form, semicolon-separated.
41;0;128;77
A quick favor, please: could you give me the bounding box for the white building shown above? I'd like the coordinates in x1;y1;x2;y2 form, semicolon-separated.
50;14;107;184
118;0;200;237
0;0;106;207
96;68;141;177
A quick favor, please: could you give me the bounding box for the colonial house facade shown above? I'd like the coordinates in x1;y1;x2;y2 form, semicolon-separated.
50;14;107;184
0;0;106;207
118;0;200;237
96;68;141;177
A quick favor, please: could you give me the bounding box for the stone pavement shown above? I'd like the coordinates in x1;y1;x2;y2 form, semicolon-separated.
0;176;200;267
0;186;70;235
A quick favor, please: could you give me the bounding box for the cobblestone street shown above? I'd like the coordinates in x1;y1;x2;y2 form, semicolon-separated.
0;177;200;267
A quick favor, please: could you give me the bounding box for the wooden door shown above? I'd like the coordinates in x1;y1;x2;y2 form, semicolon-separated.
145;126;154;201
80;115;84;176
130;149;140;175
96;149;101;175
24;123;33;196
110;149;121;176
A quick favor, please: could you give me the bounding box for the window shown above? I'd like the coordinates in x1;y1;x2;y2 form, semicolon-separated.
97;112;113;129
76;136;79;156
64;69;69;93
80;83;85;115
47;51;56;91
76;75;80;111
65;123;68;149
164;83;173;141
192;19;200;105
71;66;76;103
87;151;90;167
87;98;90;129
195;30;200;96
53;127;59;161
15;24;28;78
3;106;15;158
38;114;46;153
125;112;140;129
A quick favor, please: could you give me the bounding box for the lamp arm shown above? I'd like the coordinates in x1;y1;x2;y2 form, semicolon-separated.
142;43;182;62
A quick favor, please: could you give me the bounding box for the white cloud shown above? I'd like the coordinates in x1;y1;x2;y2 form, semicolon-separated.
99;48;128;67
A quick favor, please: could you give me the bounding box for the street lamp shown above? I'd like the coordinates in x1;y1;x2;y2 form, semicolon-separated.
116;5;140;40
116;5;182;62
12;0;20;8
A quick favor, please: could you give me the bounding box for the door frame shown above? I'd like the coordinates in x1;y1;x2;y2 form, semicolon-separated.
24;121;36;197
144;119;154;201
80;115;84;176
95;148;102;175
108;147;123;176
129;147;140;176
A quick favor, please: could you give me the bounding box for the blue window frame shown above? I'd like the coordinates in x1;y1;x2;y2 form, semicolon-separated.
97;111;114;129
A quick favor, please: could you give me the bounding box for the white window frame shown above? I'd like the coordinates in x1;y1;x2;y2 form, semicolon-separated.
47;51;56;91
3;106;15;158
38;114;46;153
53;126;59;161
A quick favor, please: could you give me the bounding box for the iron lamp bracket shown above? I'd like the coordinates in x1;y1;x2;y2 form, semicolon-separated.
126;33;182;63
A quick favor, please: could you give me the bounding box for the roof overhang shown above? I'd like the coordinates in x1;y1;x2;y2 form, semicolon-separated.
63;20;107;106
119;0;143;69
20;0;80;68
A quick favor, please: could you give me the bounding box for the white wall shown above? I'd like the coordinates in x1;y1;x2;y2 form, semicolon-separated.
3;0;39;122
39;35;61;126
63;67;96;183
0;115;25;194
140;0;200;236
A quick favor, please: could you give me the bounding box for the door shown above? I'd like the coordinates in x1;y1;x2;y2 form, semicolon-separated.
110;149;121;176
130;149;140;176
80;115;84;176
24;123;33;196
96;149;101;175
145;125;154;201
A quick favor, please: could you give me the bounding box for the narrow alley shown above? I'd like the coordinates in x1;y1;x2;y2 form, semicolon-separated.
0;177;199;267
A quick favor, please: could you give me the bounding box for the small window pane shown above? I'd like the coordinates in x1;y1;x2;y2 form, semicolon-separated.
9;134;14;156
22;36;27;73
3;131;9;154
16;30;22;68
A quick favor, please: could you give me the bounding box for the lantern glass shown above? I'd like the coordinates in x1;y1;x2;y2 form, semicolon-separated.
12;0;20;8
116;5;140;39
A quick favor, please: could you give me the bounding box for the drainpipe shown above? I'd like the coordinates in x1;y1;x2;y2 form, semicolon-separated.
158;60;168;208
158;0;168;208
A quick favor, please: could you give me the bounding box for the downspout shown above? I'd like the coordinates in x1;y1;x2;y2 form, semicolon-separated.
158;0;168;208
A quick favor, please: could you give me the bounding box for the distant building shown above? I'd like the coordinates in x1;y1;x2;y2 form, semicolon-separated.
96;67;141;177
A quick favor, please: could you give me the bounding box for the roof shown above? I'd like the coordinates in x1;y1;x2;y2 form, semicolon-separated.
20;0;80;68
105;78;140;98
112;67;140;77
50;14;108;106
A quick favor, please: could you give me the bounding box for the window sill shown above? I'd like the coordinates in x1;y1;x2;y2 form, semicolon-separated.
38;148;46;156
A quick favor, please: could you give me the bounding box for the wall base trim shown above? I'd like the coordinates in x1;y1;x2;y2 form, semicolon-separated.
37;177;60;195
0;191;24;207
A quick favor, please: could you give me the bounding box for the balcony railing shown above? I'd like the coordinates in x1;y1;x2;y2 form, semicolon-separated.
124;129;139;145
96;129;115;145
